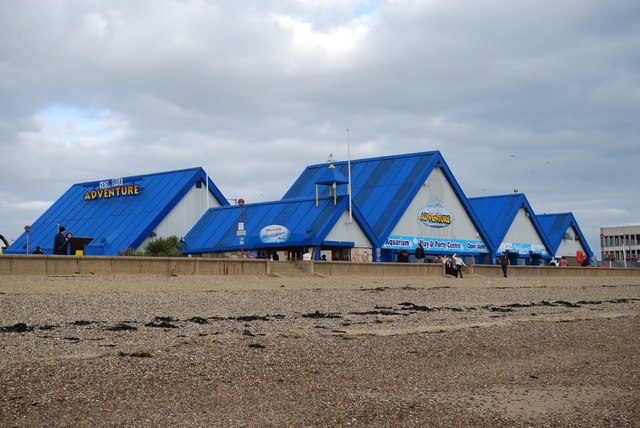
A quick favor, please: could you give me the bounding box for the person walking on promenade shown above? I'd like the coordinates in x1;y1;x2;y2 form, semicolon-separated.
452;254;466;278
415;243;425;263
499;252;510;277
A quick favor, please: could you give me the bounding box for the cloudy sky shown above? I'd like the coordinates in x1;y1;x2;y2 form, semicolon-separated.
1;0;638;255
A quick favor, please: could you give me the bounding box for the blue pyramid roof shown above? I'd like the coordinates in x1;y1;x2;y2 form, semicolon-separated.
5;168;228;255
182;195;360;253
468;194;553;256
283;151;492;250
537;212;593;258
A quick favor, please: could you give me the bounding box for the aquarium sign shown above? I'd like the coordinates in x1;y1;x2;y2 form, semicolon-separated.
383;235;488;254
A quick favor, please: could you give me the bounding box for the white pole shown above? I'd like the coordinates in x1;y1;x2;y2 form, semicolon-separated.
347;128;352;224
204;152;210;210
205;173;210;209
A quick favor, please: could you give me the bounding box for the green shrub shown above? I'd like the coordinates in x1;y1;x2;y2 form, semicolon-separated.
142;236;182;257
119;247;143;257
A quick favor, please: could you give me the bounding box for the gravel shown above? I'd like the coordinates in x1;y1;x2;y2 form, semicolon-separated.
1;274;639;427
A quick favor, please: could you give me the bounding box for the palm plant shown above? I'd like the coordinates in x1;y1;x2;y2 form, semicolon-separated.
142;236;182;257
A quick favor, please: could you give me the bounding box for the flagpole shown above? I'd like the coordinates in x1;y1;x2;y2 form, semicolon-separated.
347;128;352;224
204;152;210;210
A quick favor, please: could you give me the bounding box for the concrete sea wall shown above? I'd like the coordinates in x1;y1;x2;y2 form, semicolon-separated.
1;254;639;277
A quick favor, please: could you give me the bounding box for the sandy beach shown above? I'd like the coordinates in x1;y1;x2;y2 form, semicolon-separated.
1;274;639;427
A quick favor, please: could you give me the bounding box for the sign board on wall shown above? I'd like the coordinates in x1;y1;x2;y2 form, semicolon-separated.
418;197;452;228
83;177;140;201
383;235;488;254
259;225;290;244
498;242;549;256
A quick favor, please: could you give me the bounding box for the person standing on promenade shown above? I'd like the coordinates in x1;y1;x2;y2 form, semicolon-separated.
452;254;466;278
397;249;409;262
415;243;425;263
499;252;510;277
559;257;569;267
53;226;69;255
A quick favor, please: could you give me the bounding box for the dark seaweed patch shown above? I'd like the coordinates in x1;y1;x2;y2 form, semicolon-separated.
302;311;342;319
105;323;138;331
153;316;177;322
554;301;581;308
233;315;270;322
503;303;535;308
145;321;179;328
187;317;208;324
399;303;436;312
350;310;404;316
0;323;33;333
248;343;266;349
72;320;96;326
118;351;153;358
38;324;57;330
488;307;513;312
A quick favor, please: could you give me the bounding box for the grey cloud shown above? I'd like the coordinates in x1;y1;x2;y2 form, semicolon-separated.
0;0;638;253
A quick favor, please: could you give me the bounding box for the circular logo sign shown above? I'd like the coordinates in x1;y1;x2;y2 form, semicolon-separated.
418;198;452;228
259;225;290;244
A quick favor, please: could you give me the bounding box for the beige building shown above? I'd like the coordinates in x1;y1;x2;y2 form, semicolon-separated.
600;225;640;262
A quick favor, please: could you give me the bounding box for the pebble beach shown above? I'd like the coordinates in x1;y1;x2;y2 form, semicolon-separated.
1;274;639;427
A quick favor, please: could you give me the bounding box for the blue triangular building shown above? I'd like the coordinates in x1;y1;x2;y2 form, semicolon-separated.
468;194;554;265
181;195;370;260
283;151;493;262
537;212;593;261
5;168;227;255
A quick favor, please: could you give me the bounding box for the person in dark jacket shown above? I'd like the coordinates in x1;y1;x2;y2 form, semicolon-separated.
415;243;425;263
499;252;510;277
32;246;44;254
53;226;69;255
397;249;409;262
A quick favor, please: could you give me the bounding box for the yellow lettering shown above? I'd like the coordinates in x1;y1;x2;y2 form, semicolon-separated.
420;213;451;224
84;184;140;201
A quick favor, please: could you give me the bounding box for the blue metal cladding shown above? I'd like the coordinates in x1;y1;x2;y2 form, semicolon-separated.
468;194;554;256
537;212;593;259
282;151;492;251
5;168;228;255
182;196;352;253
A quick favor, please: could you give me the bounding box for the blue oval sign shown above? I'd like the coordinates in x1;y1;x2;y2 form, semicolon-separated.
418;198;452;228
259;225;290;243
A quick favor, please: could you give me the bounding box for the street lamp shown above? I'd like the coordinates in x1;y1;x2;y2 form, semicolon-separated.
24;225;31;254
237;199;245;259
